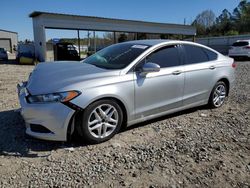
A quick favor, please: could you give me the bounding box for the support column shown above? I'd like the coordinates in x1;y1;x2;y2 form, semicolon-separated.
93;31;96;53
113;32;116;44
87;31;90;53
77;30;81;59
193;35;196;42
135;33;138;40
33;18;46;62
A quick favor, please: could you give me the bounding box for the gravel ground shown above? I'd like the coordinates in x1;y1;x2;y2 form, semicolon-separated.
0;61;249;187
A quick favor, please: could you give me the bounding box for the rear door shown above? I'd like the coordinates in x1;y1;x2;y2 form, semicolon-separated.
181;44;218;106
134;44;185;118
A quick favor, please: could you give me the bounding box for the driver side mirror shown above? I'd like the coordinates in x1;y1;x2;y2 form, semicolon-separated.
139;62;160;76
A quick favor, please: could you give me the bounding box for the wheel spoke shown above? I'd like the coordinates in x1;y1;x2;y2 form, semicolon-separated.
94;111;102;121
213;95;218;102
107;108;115;118
219;86;223;93
102;124;108;137
221;91;226;96
98;107;106;118
216;89;220;95
89;119;99;126
108;117;118;124
97;126;102;138
217;97;222;105
89;123;102;131
105;106;112;115
220;95;225;99
106;123;116;128
219;96;225;104
214;96;219;104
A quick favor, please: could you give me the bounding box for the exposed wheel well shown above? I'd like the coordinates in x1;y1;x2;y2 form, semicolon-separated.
218;78;230;96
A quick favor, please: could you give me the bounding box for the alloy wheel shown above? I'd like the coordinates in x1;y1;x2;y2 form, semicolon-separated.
87;104;119;138
212;84;226;107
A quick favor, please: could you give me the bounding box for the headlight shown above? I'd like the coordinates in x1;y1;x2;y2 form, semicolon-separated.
27;91;81;103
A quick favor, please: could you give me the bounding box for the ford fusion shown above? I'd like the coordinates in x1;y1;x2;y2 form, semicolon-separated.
17;40;235;143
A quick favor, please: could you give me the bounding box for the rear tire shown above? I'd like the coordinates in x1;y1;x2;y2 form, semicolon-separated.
208;81;227;108
78;99;123;144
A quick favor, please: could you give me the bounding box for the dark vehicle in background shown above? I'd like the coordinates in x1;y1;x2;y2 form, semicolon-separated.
54;42;80;61
229;40;250;59
0;48;8;60
16;44;36;64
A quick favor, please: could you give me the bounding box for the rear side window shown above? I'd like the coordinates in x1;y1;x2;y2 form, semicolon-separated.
146;45;180;68
183;44;217;64
232;41;249;47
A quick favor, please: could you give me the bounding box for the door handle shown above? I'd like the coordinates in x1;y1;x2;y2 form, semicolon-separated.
209;66;216;70
172;70;182;75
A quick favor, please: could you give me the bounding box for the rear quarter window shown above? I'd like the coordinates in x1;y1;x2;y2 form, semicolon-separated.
203;48;218;61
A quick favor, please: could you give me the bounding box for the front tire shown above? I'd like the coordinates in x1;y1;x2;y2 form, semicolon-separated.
79;99;123;144
208;81;227;108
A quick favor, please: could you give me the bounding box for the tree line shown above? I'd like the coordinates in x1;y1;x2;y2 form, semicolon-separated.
192;0;250;36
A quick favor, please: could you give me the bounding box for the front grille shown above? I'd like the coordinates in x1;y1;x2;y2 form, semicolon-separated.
30;124;52;133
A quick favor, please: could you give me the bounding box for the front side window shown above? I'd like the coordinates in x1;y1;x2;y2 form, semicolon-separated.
83;43;150;69
146;45;180;68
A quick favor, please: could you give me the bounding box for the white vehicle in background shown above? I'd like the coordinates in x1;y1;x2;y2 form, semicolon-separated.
229;40;250;59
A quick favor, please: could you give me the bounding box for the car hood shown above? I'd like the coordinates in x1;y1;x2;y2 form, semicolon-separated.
27;61;120;95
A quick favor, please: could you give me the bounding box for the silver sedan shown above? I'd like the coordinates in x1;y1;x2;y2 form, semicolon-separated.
17;40;235;143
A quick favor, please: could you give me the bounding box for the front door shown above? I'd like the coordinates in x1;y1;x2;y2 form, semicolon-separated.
134;44;184;119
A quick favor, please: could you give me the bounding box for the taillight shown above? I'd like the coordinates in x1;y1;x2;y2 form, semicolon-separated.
244;46;250;49
232;61;236;68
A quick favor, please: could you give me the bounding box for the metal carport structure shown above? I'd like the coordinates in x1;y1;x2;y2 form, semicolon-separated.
29;11;196;62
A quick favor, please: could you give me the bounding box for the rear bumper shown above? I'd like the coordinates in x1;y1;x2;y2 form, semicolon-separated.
17;82;75;141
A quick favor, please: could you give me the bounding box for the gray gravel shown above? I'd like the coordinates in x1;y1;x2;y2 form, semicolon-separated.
0;61;249;187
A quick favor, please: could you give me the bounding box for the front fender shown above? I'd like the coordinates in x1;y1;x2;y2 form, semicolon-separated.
69;79;135;122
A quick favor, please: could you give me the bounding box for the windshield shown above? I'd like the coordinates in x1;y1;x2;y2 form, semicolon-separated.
82;43;150;69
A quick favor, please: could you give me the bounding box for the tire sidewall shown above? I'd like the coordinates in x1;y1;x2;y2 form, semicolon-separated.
80;99;123;144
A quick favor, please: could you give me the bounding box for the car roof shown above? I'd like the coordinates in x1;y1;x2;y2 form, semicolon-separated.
122;39;178;46
121;39;202;47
